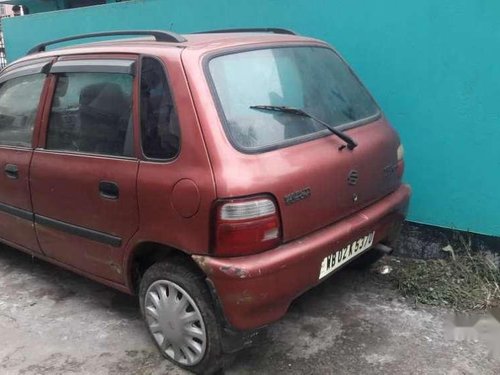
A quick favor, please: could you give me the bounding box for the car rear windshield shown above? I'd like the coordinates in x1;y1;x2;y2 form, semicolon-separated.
208;46;379;152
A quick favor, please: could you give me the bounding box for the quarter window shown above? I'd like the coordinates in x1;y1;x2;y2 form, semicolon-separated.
46;72;133;156
0;73;45;147
140;58;179;159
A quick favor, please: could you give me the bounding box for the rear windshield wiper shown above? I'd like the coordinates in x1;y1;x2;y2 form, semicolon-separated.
249;105;358;150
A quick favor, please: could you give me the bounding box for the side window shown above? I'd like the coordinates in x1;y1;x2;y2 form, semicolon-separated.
0;73;45;147
140;57;180;159
46;72;133;156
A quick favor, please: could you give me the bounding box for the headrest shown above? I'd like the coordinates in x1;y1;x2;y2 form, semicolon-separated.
80;82;129;118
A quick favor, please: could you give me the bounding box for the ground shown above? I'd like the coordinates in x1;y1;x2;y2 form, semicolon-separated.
0;245;498;374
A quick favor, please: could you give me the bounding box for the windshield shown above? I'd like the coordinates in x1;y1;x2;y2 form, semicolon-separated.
208;46;379;151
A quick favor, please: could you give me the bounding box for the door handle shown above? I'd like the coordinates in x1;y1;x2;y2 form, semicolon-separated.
99;181;119;200
4;164;19;179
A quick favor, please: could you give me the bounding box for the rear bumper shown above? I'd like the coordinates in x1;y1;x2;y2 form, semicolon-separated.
193;184;411;331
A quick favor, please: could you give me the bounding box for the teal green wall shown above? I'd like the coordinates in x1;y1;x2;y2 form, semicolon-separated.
3;0;499;236
3;0;126;13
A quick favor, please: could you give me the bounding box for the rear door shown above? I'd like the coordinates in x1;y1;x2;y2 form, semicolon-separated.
0;60;50;252
198;45;402;242
30;55;140;282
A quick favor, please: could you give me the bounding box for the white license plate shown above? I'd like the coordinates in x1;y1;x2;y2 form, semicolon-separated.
319;231;375;279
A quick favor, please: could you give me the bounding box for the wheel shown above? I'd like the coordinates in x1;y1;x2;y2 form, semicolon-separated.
139;261;223;374
349;248;385;269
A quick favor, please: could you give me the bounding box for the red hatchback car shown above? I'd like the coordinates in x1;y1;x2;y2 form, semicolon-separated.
0;29;410;373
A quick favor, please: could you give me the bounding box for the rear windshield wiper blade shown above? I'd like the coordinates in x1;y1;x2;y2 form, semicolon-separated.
249;105;358;150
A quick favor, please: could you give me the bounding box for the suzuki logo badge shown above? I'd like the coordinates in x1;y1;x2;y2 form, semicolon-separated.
353;193;359;202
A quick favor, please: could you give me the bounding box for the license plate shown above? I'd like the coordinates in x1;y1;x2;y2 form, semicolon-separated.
319;231;375;279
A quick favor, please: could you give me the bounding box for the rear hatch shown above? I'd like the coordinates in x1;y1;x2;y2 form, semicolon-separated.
273;118;401;241
204;44;402;241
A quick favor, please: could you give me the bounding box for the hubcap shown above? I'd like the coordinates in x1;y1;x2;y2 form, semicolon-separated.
144;280;207;366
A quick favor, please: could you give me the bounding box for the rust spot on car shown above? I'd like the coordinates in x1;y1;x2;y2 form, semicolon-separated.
192;255;213;275
220;266;249;278
236;290;254;304
107;261;122;275
234;290;269;305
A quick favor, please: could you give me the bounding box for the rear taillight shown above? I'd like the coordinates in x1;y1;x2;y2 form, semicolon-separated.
397;144;405;178
213;196;282;256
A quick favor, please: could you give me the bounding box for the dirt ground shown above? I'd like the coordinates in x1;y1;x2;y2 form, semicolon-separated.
0;245;498;374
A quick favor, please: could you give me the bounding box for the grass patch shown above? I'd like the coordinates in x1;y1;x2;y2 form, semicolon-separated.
385;239;500;310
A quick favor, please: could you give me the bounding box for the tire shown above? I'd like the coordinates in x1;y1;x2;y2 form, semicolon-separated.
139;261;224;374
349;249;385;269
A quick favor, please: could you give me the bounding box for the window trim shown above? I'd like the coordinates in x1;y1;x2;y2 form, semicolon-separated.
50;59;136;75
203;43;382;154
0;57;53;76
41;61;138;158
0;60;51;84
137;54;181;162
33;148;137;161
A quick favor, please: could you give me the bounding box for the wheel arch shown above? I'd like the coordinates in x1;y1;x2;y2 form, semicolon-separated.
125;241;205;294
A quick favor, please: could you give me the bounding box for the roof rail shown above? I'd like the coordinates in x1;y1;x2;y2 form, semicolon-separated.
27;30;187;55
195;28;297;35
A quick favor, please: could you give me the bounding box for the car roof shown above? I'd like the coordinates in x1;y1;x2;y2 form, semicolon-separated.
9;32;322;66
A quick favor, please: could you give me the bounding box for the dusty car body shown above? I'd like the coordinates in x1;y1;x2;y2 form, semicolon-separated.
0;29;410;373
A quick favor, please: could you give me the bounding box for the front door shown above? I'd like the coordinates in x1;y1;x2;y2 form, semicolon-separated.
30;56;140;283
0;61;49;252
